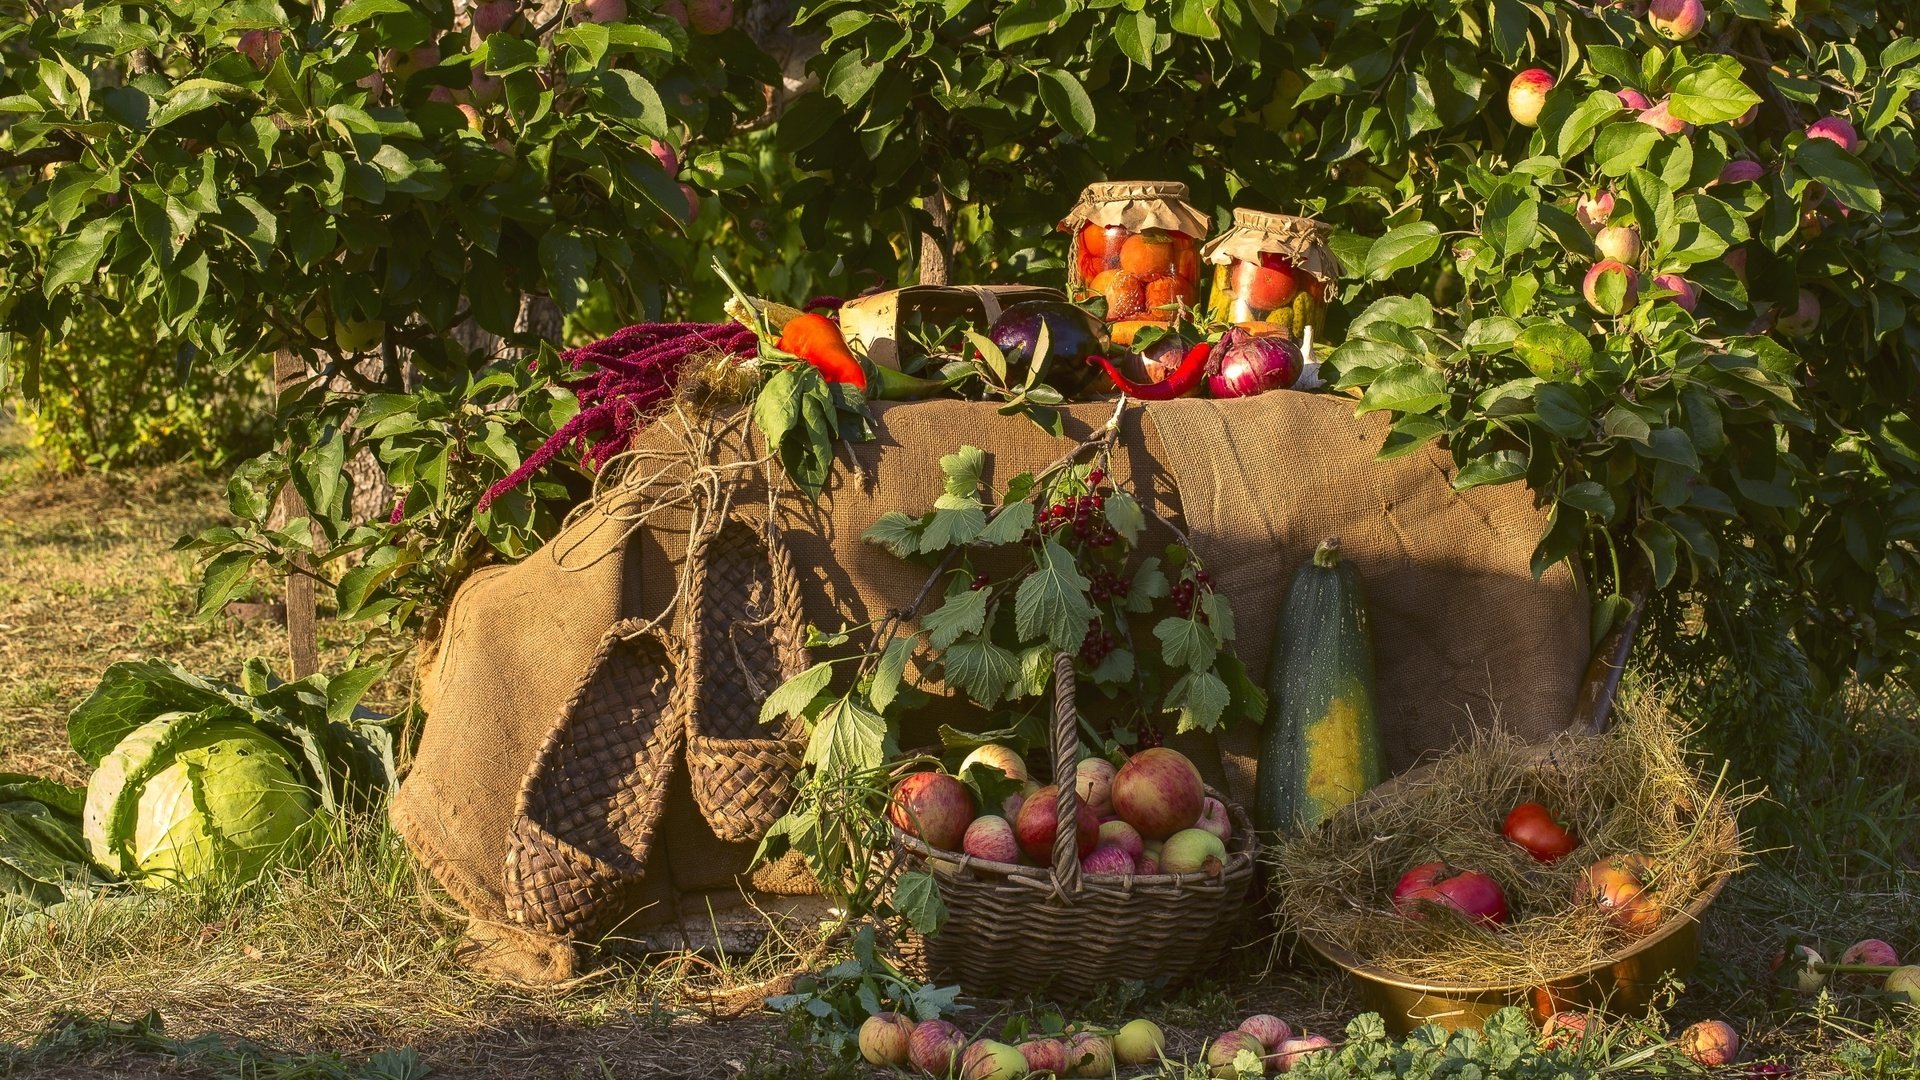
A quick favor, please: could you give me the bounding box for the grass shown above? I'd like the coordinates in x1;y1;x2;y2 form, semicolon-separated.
0;411;1915;1077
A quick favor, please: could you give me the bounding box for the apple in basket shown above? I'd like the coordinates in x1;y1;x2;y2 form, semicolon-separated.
1075;757;1117;817
1111;747;1205;839
1160;828;1228;875
1196;797;1232;843
962;815;1021;864
1096;819;1145;862
960;743;1030;784
888;772;974;852
1015;785;1100;863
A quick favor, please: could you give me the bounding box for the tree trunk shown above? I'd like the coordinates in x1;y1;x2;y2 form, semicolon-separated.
273;350;321;679
919;184;951;286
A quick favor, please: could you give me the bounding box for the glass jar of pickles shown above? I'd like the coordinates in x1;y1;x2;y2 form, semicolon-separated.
1059;181;1211;341
1202;210;1338;342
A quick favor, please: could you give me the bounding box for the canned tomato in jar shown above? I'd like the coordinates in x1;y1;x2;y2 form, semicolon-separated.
1060;181;1211;336
1201;210;1338;342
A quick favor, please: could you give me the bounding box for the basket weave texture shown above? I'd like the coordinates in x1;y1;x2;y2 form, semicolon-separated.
685;516;811;842
896;654;1259;998
503;624;687;938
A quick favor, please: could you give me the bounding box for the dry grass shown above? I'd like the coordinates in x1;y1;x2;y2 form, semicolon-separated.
1272;707;1753;985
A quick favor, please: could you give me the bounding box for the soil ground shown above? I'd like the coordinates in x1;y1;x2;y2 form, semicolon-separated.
1;413;1915;1078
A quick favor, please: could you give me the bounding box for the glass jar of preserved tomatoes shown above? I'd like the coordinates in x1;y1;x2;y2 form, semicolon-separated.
1202;210;1338;343
1060;181;1211;341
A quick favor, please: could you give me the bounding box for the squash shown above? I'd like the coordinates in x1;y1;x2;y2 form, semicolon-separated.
1255;539;1384;835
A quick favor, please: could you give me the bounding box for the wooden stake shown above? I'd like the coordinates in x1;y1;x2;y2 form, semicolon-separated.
918;184;951;286
273;349;320;679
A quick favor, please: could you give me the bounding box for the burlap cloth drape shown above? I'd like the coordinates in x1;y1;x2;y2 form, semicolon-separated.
392;394;1588;972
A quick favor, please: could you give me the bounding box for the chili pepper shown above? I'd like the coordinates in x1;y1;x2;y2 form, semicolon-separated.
1088;341;1212;400
777;312;867;390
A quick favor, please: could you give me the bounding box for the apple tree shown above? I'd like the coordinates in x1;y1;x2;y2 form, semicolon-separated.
0;0;774;656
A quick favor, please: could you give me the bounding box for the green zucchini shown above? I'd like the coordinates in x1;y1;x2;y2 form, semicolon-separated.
1255;539;1384;835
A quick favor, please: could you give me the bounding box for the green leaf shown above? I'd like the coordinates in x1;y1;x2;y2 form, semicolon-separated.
824;51;883;105
892;870;947;934
41;217;120;297
1166;669;1229;733
1596;121;1660;176
537;231;596;313
1668;60;1762;124
995;0;1069;47
1483;182;1539;255
940;446;985;497
1363;222;1441;279
1169;0;1222;38
1635;518;1679;588
594;69;667;136
806;694;889;773
1453;451;1528;490
760;662;834;725
292;429;347;519
869;637;914;713
1125;558;1169;613
1791;139;1881;213
1036;69;1095;136
922;587;989;650
1533;382;1593;439
1355;363;1448;415
862;511;922;557
1152;615;1217;673
1636;426;1700;469
940;639;1021;705
1557;91;1623;158
923;496;987;551
1014;539;1095;651
195;551;257;619
976;501;1035;545
1625;167;1677;248
1514;324;1594;381
1102;491;1145;546
1115;10;1156;66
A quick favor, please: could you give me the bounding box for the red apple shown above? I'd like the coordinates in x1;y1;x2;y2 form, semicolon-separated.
470;69;504;104
1679;1020;1740;1066
1096;819;1145;862
1507;68;1554;128
1160;828;1227;876
1841;938;1901;967
908;1020;967;1076
1196;797;1232;844
888;772;975;852
687;0;734;33
1652;274;1698;313
1075;757;1117;817
1111;747;1205;839
1717;159;1766;185
1776;289;1820;337
1064;1032;1114;1078
1648;0;1705;40
1583;259;1640;315
1594;223;1642;263
572;0;627;23
1392;862;1510;925
1771;943;1827;993
471;0;519;36
1575;189;1615;233
1540;1011;1592;1050
1207;1031;1265;1078
237;29;282;70
660;0;689;26
1018;1038;1069;1078
1015;785;1099;864
859;1012;917;1067
456;102;484;134
1138;839;1163;875
1732;103;1759;127
1272;1034;1334;1073
1081;846;1138;875
961;743;1030;784
1238;1014;1293;1052
382;43;441;81
1806;116;1859;153
962;814;1021;864
1616;88;1652;111
1637;99;1692;135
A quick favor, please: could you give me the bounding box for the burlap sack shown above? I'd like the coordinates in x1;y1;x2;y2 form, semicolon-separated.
393;393;1588;957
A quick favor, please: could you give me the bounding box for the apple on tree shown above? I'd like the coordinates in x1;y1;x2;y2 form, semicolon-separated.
1506;68;1553;128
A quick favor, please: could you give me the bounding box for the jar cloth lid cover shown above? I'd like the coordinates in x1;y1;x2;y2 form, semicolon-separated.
1058;181;1212;238
1201;209;1341;293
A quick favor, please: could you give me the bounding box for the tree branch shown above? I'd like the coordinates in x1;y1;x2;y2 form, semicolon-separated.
0;138;84;172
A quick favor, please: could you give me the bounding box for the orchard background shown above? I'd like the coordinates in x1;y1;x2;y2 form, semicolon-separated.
0;0;1916;1076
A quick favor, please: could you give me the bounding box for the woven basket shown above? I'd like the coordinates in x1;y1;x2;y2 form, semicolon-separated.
896;654;1259;998
503;621;688;939
685;514;811;843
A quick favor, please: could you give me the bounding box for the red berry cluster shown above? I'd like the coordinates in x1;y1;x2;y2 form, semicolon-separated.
1088;569;1131;602
970;572;991;591
1172;568;1213;618
1079;617;1119;665
1135;722;1165;750
1041;493;1119;547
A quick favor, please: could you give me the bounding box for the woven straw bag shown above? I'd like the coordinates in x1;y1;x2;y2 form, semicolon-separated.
503;622;689;938
896;655;1259;998
684;514;812;842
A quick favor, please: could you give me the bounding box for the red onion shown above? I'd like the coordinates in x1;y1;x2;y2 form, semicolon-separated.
1113;332;1191;386
1206;328;1302;398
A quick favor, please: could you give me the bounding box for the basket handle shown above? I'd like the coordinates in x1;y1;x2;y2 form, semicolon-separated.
1049;653;1083;895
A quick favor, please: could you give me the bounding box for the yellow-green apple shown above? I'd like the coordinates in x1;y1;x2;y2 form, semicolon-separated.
1507;68;1553;128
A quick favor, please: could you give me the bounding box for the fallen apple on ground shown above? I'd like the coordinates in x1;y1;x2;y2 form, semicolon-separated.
1679;1020;1740;1066
858;1012;915;1067
1113;1019;1166;1065
1206;1031;1265;1078
1238;1013;1292;1052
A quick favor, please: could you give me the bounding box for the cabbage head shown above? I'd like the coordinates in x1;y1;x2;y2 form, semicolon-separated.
83;712;317;889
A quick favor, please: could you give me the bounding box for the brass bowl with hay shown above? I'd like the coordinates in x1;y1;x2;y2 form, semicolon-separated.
1272;711;1751;1034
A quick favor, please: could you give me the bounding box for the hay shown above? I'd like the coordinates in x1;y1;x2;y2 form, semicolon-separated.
1269;701;1753;986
